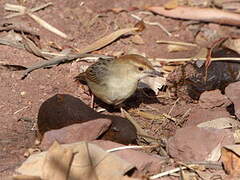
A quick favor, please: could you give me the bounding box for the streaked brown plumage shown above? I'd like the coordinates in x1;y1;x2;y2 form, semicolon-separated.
75;54;161;105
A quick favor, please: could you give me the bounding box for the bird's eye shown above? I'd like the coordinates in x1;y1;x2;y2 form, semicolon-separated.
138;67;144;71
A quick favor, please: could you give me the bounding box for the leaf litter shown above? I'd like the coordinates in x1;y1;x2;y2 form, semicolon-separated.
3;0;240;179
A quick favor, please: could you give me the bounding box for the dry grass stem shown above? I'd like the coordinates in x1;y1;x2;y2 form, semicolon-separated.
121;108;157;142
4;3;70;39
155;57;240;63
168;97;180;115
149;166;189;179
76;27;138;54
156;40;198;47
162;113;177;122
107;144;159;153
130;14;172;36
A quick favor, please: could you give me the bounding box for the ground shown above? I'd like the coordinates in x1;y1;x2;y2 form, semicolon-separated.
0;0;236;178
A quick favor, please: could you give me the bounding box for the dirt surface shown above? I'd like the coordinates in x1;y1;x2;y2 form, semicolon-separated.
0;0;238;179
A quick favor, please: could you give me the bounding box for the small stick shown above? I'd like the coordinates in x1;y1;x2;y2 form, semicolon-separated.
131;14;172;36
13;106;28;114
4;3;70;39
154;57;240;62
156;40;198;47
168;97;180;115
121;108;158;142
107;144;159;153
149;166;189;179
21;54;112;79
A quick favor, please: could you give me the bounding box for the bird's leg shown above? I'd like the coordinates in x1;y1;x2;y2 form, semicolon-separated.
90;92;95;109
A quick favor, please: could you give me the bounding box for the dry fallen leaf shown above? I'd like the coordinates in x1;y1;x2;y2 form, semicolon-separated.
206;141;222;161
131;35;145;45
167;44;190;52
16;141;134;180
77;27;138;54
164;0;179;10
139;77;166;95
221;145;240;176
234;129;240;144
223;38;240;54
197;117;240;129
147;6;240;27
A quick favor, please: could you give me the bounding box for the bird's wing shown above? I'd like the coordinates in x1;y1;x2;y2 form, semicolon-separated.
85;58;114;84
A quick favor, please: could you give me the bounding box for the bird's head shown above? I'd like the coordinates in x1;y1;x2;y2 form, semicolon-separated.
116;54;162;80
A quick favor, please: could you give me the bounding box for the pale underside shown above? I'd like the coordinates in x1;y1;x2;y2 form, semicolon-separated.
85;58;139;105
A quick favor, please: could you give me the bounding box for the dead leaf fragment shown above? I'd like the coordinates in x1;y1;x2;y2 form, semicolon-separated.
164;0;179;10
223;38;240;54
42;142;73;180
206;141;222;161
221;145;240;176
134;20;145;32
167;44;190;52
197;117;240;129
131;35;145;45
148;6;240;27
77;27;138;54
234;129;240;143
16;141;134;180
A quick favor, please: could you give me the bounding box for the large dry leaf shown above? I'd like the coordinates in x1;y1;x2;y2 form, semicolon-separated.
206;142;222;161
139;77;166;95
42;142;73;180
0;60;27;71
223;38;240;54
15;141;134;180
164;0;179;9
147;6;240;27
77;27;138;54
221;145;240;176
197;117;240;129
167;44;190;52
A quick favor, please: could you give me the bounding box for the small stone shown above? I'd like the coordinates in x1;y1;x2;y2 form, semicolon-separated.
199;89;231;109
167;126;235;161
20;91;26;96
40;118;112;150
225;81;240;119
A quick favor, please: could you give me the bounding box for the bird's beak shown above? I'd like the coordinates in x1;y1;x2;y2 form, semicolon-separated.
146;70;164;77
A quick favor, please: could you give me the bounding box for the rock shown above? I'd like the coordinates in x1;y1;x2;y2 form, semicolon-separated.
199;89;231;109
38;94;137;145
186;107;230;126
167;126;234;161
93;140;167;174
225;81;240;119
40;118;112;150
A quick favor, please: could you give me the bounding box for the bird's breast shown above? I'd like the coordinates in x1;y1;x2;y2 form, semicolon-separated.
105;76;138;103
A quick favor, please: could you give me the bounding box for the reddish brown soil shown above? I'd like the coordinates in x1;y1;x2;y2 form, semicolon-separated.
0;0;231;178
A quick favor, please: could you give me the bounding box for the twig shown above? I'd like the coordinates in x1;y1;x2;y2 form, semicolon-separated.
177;162;205;180
185;161;223;170
130;14;172;36
121;108;158;143
162;113;177;122
154;57;240;62
168;97;180;115
149;166;189;179
13;106;28;114
30;2;53;13
148;6;240;27
21;54;112;79
0;38;25;49
156;40;198;47
182;108;191;119
4;3;70;39
107;144;159;153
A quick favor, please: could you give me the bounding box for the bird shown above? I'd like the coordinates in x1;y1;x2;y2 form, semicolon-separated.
75;54;162;106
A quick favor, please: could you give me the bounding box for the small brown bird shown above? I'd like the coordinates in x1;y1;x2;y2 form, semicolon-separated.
75;54;161;106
